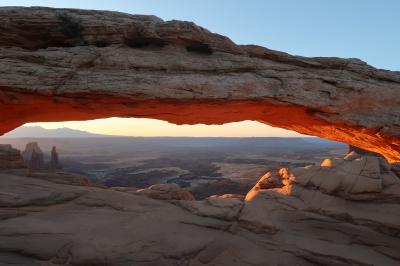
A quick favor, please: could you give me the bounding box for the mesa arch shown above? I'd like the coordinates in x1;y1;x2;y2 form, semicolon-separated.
1;7;400;161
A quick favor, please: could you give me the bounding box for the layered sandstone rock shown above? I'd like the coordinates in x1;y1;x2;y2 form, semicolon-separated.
0;144;24;169
266;151;400;200
1;7;400;161
174;197;243;221
21;142;64;172
21;142;43;162
27;171;90;186
22;142;45;171
208;193;246;201
0;152;399;265
0;172;298;266
49;146;62;171
240;153;400;265
135;183;195;200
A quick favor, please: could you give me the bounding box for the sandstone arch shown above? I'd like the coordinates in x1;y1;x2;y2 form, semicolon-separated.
1;7;400;161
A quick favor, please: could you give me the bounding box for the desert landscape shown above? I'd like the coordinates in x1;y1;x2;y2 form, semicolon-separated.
1;130;399;265
0;3;400;266
1;126;346;199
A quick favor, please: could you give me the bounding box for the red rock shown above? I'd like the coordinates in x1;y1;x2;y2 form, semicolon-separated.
22;142;45;172
135;184;195;201
0;7;400;162
0;144;25;169
49;146;62;171
208;194;245;201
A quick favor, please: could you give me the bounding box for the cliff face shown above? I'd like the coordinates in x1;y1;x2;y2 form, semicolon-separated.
0;144;24;169
21;142;45;171
1;7;400;161
49;146;62;171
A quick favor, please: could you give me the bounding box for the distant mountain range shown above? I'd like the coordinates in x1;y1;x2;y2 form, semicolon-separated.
0;126;346;157
1;126;115;138
1;126;342;148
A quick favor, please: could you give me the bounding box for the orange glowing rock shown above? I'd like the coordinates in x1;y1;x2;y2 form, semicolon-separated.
1;7;400;161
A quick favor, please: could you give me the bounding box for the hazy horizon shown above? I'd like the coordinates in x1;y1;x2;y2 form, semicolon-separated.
8;121;308;138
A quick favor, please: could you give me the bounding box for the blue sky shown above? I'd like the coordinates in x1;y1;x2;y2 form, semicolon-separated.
3;1;399;136
3;0;399;70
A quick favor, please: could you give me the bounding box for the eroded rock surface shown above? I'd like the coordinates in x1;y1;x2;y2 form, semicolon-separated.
208;193;246;201
0;172;301;266
241;153;400;266
49;146;62;171
22;142;45;171
174;197;243;221
134;183;195;200
0;144;24;169
21;142;43;163
0;152;399;265
1;7;400;161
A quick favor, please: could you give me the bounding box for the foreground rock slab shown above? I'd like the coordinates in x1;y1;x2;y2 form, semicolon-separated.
0;152;399;265
0;172;303;266
134;183;196;200
1;7;400;161
241;153;400;266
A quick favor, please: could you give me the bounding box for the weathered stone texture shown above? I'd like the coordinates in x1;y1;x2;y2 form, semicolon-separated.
1;7;400;161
